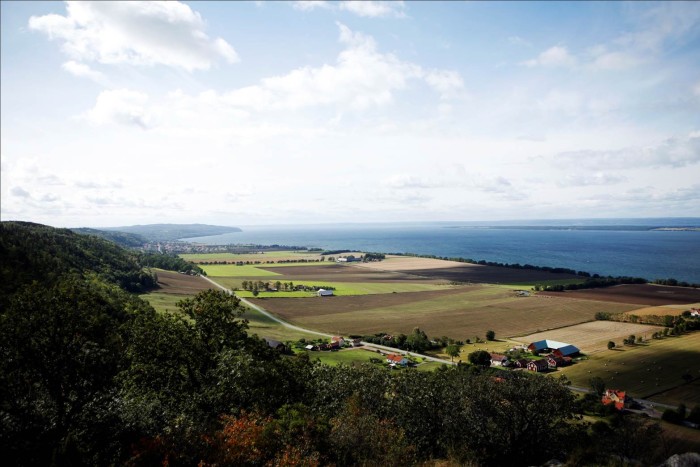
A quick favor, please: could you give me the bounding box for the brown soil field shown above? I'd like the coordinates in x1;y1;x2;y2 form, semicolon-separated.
153;269;216;295
353;255;474;271
541;284;700;306
254;287;638;339
256;264;446;283
514;321;664;354
403;265;581;284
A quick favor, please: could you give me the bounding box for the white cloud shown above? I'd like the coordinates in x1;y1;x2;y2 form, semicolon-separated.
61;60;105;83
339;1;405;18
207;23;461;111
84;89;153;128
556;133;700;169
508;36;532;47
292;1;405;18
557;172;627;187
382;174;436;189
522;46;576;68
29;1;238;71
11;186;31;198
588;49;643;70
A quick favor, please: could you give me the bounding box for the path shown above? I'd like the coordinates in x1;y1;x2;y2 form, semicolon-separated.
200;275;454;364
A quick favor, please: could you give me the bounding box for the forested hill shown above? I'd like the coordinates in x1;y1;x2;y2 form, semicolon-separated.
102;223;242;241
0;221;156;303
71;227;147;248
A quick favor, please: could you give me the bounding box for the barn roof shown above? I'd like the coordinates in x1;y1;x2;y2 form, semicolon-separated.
528;340;579;355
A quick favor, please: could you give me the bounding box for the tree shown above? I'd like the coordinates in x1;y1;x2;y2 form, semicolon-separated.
607;341;616;350
468;350;491;367
405;327;430;353
445;344;460;362
589;376;606;396
486;330;496;341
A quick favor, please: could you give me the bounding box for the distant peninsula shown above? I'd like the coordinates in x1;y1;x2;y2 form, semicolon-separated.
100;223;242;242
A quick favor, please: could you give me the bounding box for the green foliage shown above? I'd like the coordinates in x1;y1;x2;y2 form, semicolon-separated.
607;340;616;350
71;227;147;247
589;376;606;396
138;252;205;275
0;221;156;304
468;350;492;367
485;329;496;341
445;344;461;362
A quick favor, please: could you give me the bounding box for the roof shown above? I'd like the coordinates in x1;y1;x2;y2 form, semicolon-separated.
528;340;579;355
552;345;580;357
265;338;284;348
602;389;627;410
387;354;406;363
490;353;508;362
528;360;549;370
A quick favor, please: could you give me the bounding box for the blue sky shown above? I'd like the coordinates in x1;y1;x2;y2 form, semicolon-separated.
1;1;699;227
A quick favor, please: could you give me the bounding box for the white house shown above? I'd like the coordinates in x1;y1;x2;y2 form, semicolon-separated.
317;289;334;297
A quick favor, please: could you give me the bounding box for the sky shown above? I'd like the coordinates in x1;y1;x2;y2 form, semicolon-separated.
1;1;699;228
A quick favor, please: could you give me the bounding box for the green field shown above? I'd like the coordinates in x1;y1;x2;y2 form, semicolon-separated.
304;349;383;367
500;279;586;288
141;292;190;314
229;281;455;298
202;264;282;277
557;331;700;404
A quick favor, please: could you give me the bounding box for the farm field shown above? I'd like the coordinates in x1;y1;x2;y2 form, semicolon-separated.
230;281;457;298
514;321;665;355
304;348;383;367
540;284;700;306
649;380;700;406
398;265;581;284
141;292;184;314
555;332;700;403
626;305;691;316
180;250;327;263
353;255;474;271
152;268;217;295
258;264;446;282
255;286;638;340
201;264;282;277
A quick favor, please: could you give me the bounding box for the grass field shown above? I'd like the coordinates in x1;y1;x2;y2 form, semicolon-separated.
257;285;639;340
202;264;282;277
649;379;700;406
141;292;185;314
515;321;665;355
556;331;700;403
304;348;383;367
229;281;457;298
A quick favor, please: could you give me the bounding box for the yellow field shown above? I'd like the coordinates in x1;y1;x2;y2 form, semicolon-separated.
515;321;665;354
352;255;472;271
626;306;686;316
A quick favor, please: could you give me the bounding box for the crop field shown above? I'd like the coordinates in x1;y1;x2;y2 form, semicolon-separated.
514;321;665;354
229;281;457;298
141;292;185;314
180;250;326;263
152;269;216;294
257;264;446;282
304;348;383;367
354;256;474;271
255;286;638;340
540;284;700;306
398;265;581;284
626;306;689;316
556;332;700;402
201;264;282;277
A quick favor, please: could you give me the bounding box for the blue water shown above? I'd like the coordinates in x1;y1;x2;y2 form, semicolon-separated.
184;223;700;283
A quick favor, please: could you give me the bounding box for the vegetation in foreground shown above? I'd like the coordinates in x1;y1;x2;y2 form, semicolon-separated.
1;221;698;466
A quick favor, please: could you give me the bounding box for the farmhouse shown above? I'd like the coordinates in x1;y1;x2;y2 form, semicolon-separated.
317;289;334;297
386;353;409;367
527;360;549;372
264;338;287;352
602;389;627;411
490;353;509;366
546;356;570;369
528;339;580;358
331;336;345;346
515;359;530;368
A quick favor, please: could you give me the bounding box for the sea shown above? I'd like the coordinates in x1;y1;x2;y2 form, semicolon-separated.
183;218;700;284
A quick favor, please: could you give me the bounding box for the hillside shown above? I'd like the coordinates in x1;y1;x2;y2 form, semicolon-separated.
0;221;156;303
71;227;147;248
103;223;242;241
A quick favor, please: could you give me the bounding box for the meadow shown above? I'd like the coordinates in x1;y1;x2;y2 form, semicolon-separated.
556;331;700;402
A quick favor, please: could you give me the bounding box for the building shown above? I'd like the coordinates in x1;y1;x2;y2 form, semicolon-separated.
490;353;509;366
317;289;334;297
602;389;627;410
527;360;549;372
331;336;345;346
386;353;409;367
264;338;287;352
528;339;580;357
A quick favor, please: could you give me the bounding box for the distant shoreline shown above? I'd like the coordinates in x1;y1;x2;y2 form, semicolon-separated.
443;225;700;232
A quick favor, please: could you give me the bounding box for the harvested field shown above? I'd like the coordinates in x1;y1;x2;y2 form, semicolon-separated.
556;332;700;402
153;269;216;295
255;286;637;340
540;284;700;306
256;264;447;283
514;321;664;354
626;306;687;316
402;265;581;284
201;264;282;277
180;250;325;263
353;255;473;271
